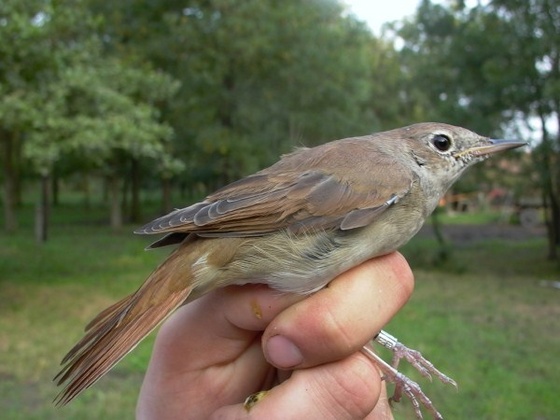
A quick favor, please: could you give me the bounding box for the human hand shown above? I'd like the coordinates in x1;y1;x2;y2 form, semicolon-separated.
136;252;414;419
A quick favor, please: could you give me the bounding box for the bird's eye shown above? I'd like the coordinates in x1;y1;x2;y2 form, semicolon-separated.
432;134;452;152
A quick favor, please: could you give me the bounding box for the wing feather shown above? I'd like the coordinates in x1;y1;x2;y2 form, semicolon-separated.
136;138;416;238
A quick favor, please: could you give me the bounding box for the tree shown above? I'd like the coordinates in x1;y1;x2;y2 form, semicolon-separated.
88;0;381;193
489;0;560;258
0;0;181;236
391;0;559;259
0;0;50;232
40;60;180;230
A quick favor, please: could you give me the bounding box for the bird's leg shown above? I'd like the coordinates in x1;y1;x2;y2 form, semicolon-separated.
361;330;457;420
375;330;457;388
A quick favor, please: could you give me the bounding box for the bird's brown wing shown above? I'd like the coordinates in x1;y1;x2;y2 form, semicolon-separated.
136;139;416;239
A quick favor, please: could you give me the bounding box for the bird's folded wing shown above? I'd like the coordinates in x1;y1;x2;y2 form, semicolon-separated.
136;140;415;237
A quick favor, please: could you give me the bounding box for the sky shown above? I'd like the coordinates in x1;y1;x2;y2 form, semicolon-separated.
343;0;423;34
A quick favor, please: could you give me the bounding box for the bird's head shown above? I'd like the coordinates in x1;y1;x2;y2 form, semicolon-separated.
397;122;525;189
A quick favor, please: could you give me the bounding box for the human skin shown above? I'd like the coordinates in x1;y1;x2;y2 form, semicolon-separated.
136;252;414;420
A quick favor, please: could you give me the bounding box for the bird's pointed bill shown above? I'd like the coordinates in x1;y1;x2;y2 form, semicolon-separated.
457;138;526;158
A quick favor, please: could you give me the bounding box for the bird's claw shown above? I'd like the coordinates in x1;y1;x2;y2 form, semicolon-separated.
361;330;457;419
388;367;443;420
377;330;457;388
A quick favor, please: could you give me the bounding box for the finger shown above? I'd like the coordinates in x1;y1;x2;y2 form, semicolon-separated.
366;378;394;420
263;252;414;369
138;337;269;419
210;352;383;420
138;285;304;419
150;284;303;371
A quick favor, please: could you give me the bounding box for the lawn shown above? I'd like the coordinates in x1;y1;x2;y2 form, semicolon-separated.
0;203;558;419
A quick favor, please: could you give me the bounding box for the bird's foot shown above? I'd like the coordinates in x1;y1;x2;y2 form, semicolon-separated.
361;330;457;420
376;330;458;388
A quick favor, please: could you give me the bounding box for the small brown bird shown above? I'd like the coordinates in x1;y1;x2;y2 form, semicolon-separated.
55;122;524;418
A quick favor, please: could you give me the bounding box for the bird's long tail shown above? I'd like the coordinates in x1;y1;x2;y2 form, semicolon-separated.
54;243;195;405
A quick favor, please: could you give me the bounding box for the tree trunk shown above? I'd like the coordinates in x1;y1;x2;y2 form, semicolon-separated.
108;175;123;230
14;130;23;207
82;173;91;210
1;130;18;233
51;167;60;207
548;192;559;259
538;111;559;260
102;177;109;204
121;170;129;224
35;174;50;243
129;157;142;223
161;177;172;215
431;206;451;263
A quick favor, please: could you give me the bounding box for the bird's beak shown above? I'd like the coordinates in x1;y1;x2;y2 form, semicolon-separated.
457;138;527;158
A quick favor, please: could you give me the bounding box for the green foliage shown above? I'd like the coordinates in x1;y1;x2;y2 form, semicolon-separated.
2;0;547;251
0;0;184;232
89;0;389;187
0;0;181;176
390;0;559;258
49;61;178;170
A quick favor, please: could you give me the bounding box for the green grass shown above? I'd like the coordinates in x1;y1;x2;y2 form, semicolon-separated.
1;203;559;419
1;204;166;420
386;249;559;419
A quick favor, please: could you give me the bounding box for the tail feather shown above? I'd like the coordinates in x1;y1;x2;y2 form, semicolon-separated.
84;295;132;331
54;247;194;405
59;295;132;367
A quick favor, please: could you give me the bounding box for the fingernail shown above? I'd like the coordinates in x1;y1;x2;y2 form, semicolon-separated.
266;335;303;368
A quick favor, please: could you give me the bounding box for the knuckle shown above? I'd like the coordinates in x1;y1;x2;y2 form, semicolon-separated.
318;355;381;419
